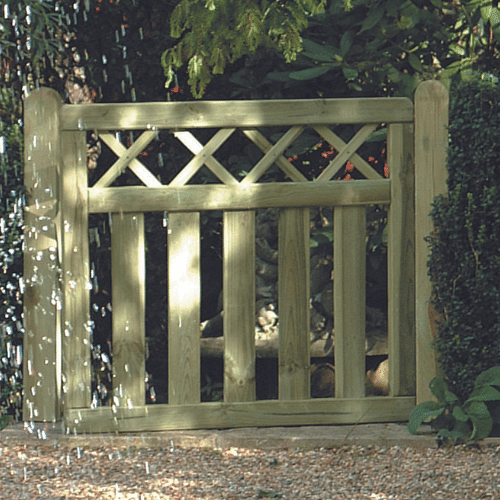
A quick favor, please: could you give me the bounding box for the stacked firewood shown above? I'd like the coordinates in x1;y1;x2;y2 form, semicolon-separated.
200;208;387;357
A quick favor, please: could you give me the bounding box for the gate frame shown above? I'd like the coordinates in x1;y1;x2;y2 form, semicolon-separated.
22;81;448;429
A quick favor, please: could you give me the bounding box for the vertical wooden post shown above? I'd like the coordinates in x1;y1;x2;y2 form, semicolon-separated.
387;123;415;396
60;130;91;411
168;212;201;405
223;211;256;403
415;81;449;404
278;208;310;400
23;88;62;421
334;206;366;399
111;213;146;408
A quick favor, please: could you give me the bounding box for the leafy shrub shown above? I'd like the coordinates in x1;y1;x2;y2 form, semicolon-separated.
427;74;500;402
408;366;500;445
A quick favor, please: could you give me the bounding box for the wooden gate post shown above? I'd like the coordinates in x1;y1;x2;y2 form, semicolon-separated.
23;88;62;421
414;81;449;404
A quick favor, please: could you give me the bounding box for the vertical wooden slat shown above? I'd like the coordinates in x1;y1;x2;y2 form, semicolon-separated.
60;130;91;411
414;81;448;404
334;206;366;399
278;208;310;400
111;213;146;408
387;123;415;397
168;212;200;405
223;211;256;403
23;88;62;421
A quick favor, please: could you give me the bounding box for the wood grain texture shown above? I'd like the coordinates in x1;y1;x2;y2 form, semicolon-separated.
168;212;201;405
278;208;310;400
61;98;414;131
23;88;62;421
387;123;415;397
334;206;366;399
414;81;449;404
223;211;256;403
111;213;146;408
64;396;415;433
60;130;92;412
88;180;391;213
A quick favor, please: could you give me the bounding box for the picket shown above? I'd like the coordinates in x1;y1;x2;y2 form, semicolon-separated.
111;213;146;408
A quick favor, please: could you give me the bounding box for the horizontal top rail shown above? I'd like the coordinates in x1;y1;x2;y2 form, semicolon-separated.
61;97;414;131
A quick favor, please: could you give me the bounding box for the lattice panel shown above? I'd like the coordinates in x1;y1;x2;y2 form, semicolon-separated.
91;124;386;189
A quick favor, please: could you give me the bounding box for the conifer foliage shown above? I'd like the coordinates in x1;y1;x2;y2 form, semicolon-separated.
162;0;328;97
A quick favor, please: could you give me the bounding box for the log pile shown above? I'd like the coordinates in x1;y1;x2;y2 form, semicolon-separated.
200;208;388;359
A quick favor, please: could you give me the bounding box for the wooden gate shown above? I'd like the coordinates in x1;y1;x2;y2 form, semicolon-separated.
22;82;448;431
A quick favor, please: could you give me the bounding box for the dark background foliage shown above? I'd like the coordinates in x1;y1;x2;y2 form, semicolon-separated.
428;74;500;402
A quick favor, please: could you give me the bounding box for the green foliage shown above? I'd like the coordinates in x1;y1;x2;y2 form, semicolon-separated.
164;0;500;100
162;0;328;97
0;87;24;419
408;367;500;445
0;413;10;431
428;73;500;402
201;374;223;402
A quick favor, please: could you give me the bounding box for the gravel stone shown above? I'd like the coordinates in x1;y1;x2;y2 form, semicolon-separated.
1;441;500;499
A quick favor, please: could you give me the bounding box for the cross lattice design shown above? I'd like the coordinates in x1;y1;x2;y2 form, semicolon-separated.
92;124;385;188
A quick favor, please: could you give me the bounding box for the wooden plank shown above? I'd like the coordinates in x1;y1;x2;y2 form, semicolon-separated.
414;81;449;404
313;125;382;180
168;212;201;405
241;126;305;184
111;213;146;408
88;180;391;213
94;130;157;188
316;124;378;181
169;128;236;187
60;130;92;411
97;132;163;187
223;211;256;402
61;98;414;131
173;131;239;185
64;396;415;433
242;128;308;182
334;206;366;399
278;208;310;400
387;123;415;397
22;88;62;421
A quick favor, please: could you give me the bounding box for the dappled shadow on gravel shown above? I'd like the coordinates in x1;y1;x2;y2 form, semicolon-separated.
2;440;500;499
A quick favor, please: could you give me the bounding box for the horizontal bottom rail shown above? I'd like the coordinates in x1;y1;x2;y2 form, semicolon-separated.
64;397;415;434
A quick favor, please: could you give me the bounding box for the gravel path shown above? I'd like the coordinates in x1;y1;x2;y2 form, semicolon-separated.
1;441;500;499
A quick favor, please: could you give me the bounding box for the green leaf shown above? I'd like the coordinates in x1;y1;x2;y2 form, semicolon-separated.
365;128;387;143
288;64;336;80
0;414;9;431
360;6;385;33
466;400;490;419
468;385;500;402
429;0;442;6
437;422;471;445
408;53;423;72
407;401;445;434
340;31;355;57
475;366;500;388
429;376;448;402
302;39;336;62
481;4;492;22
452;405;468;422
467;401;493;440
342;67;358;80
